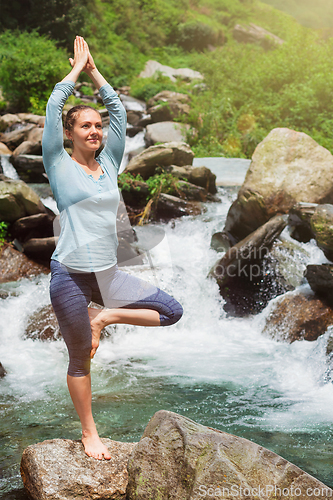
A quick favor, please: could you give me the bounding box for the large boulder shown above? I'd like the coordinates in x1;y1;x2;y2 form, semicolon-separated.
24;304;61;341
17;113;45;127
0;113;22;132
10;154;45;183
210;214;290;315
233;23;284;49
0;123;35;150
139;60;203;82
127;410;331;500
11;213;55;242
166;165;217;194
147;91;191;123
156;193;202;219
12;140;42;156
0;245;49;283
0;142;12;155
224;128;333;242
305;264;333;307
310;204;333;261
145;122;190;146
263;293;333;342
288;202;317;242
21;438;136;500
23;236;57;262
125;142;194;179
0;177;48;223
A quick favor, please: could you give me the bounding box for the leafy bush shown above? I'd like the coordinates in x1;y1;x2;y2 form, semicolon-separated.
0;222;9;248
0;30;68;112
175;21;217;51
130;74;178;102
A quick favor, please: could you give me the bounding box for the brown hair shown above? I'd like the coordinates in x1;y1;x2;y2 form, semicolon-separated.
65;105;101;132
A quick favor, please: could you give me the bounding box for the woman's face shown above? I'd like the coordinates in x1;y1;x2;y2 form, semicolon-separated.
67;109;103;154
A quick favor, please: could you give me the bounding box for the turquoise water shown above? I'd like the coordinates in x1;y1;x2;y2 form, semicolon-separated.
1;191;333;498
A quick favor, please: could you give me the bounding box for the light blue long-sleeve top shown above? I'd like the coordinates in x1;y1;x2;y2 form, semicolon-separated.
42;81;127;272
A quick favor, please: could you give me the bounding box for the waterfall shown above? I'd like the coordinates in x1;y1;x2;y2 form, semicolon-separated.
1;186;333;497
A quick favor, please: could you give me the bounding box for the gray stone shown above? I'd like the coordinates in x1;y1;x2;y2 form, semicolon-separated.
148;102;190;123
125;142;194;179
0;362;7;377
0;142;12;155
127;410;331;500
17;113;45;127
139;60;203;82
210;214;290;315
224;128;333;242
10;154;45;183
25;304;61;342
288;202;317;243
147;91;190;109
310;204;333;261
21;438;136;500
233;23;284;49
23;236;57;262
0;178;47;223
12;140;42;156
0;246;49;283
305;264;333;307
145;122;190;145
263;293;333;342
0;113;22;132
0;123;35;150
156;193;201;219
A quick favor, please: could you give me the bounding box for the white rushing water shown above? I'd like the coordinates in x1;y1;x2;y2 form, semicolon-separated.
1;192;333;433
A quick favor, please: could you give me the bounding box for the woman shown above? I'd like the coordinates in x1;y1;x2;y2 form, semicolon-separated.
42;36;183;460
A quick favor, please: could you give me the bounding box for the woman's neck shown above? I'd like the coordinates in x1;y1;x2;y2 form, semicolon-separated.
71;150;97;169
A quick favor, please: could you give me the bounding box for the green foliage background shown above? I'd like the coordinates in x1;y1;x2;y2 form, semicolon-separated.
1;0;333;157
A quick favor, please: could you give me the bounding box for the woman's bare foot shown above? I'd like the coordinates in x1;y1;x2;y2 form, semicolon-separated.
81;430;111;460
88;307;112;358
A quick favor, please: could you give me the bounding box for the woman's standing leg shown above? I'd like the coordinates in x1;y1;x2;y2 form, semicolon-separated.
50;260;111;460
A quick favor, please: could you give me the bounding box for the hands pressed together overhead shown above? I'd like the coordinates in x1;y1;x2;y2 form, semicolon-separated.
69;36;96;75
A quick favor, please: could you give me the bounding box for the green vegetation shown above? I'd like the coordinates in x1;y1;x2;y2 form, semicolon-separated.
261;0;333;29
0;222;9;248
0;31;68;112
1;0;333;157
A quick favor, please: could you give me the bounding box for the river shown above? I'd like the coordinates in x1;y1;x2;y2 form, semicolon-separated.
1;156;333;497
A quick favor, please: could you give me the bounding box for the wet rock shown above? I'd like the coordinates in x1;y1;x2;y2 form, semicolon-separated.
23;237;57;263
17;113;45;127
174;180;218;202
0;113;22;132
211;231;232;253
224;128;333;242
127;410;331;500
310;204;333;261
145;122;190;146
139;60;203;82
0;245;49;283
305;264;333;307
146;90;190;124
156;193;201;219
125;142;194;179
0;123;35;150
147;91;190;109
288;202;317;243
126;110;143;126
0;362;7;378
25;305;61;341
21;438;136;500
0;178;48;223
126;126;144;138
210;214;290;315
263;293;333;342
12;140;42;156
0;142;12;155
164;165;217;195
11;213;55;242
10;154;45;183
233;23;284;49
